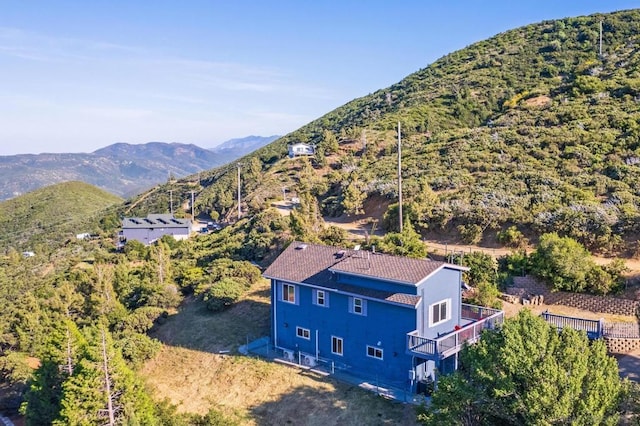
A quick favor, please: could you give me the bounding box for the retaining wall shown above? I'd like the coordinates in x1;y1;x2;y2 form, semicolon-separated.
605;337;640;354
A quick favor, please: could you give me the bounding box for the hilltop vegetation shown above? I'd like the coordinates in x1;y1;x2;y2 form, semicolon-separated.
180;9;640;256
0;181;122;251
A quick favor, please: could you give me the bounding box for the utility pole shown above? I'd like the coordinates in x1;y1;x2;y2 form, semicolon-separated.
398;121;402;232
190;190;195;219
169;190;173;215
599;19;603;58
237;163;242;220
397;121;403;233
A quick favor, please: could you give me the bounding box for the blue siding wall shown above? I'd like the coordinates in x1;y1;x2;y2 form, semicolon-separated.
337;273;417;295
416;268;462;339
272;280;417;386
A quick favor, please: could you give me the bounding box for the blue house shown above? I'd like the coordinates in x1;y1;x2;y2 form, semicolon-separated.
263;241;504;393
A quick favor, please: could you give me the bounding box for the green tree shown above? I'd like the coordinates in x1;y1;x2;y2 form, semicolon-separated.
530;233;592;292
342;176;367;216
456;251;497;287
453;251;501;308
55;327;157;425
320;129;339;154
530;233;624;293
318;226;348;246
419;310;622;425
377;221;427;258
497;226;528;249
21;320;87;425
202;278;247;312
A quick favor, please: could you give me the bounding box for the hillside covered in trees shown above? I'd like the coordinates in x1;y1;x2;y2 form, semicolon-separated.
171;8;640;256
0;181;122;252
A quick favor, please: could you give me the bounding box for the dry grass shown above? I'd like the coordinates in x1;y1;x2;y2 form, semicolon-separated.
501;301;638;323
141;280;417;425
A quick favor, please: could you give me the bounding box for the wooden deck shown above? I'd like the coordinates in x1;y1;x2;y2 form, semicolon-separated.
407;304;504;359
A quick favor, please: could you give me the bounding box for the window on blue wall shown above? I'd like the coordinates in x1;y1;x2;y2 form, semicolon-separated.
350;297;366;315
366;345;383;360
430;299;451;326
282;283;296;304
314;289;328;307
332;336;344;355
296;326;310;340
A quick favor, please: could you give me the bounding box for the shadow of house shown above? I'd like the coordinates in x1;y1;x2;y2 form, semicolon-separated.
149;289;270;354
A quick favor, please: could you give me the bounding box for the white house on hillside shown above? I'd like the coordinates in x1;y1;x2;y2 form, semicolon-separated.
288;143;315;158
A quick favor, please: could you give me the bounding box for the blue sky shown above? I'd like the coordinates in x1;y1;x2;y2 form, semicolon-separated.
0;1;638;155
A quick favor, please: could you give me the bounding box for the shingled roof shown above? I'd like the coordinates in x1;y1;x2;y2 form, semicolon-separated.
263;241;465;308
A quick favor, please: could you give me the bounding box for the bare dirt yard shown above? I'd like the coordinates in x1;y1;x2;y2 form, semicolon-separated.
141;280;418;425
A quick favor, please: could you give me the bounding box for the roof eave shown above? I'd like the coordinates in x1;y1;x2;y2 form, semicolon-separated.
327;268;417;286
263;276;420;309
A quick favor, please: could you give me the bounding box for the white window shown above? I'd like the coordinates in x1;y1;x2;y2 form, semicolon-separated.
349;297;367;315
314;289;328;307
331;336;344;356
366;345;383;360
430;299;451;326
353;297;363;314
282;283;296;304
296;327;310;340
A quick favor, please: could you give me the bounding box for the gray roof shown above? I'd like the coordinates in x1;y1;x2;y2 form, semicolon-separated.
121;214;191;229
263;242;464;308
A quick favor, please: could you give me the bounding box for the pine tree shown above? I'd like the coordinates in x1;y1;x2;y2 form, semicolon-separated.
55;326;157;425
21;320;86;426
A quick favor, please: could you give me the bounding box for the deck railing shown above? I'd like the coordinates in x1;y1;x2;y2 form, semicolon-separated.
407;304;504;359
540;311;604;339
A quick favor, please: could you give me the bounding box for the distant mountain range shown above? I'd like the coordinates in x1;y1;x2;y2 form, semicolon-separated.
0;135;279;200
208;135;281;162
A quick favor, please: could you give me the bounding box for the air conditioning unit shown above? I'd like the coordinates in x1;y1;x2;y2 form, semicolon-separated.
302;354;317;367
282;349;295;362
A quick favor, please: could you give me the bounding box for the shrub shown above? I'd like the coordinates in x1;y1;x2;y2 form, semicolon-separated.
203;278;248;312
458;223;483;244
497;226;528;248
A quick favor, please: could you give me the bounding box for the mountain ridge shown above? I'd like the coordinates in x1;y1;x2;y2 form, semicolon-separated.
0;136;278;201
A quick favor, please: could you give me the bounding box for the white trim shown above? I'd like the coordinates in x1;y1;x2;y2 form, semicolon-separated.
331;336;344;356
282;283;296;304
314;289;328;307
429;298;451;327
349;296;367;315
353;297;363;315
366;345;383;360
296;326;310;340
273;283;278;346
